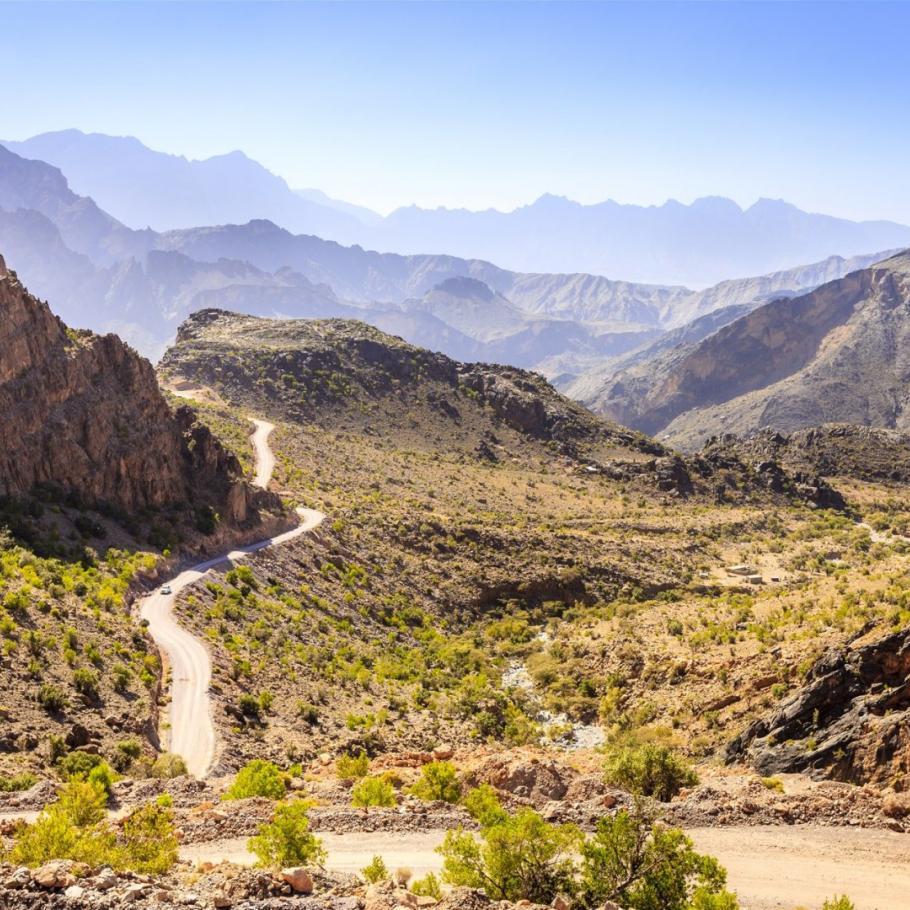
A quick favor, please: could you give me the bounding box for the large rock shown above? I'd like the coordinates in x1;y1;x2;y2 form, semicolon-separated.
467;755;569;804
32;860;76;889
727;626;910;785
280;867;314;894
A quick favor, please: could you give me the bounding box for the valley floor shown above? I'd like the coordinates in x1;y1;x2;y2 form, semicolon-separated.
179;825;910;910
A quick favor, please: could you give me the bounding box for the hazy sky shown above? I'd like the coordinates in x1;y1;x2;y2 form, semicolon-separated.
4;1;910;220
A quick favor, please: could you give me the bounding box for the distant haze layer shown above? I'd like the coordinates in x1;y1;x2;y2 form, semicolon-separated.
6;130;910;288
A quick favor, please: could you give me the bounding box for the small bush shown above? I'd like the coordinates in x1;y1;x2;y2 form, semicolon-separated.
759;776;784;793
335;752;370;780
411;872;443;900
224;759;287;801
57;780;108;826
822;898;855;910
439;806;580;904
463;784;508;828
336;751;370;780
58;751;106;784
9;803;116;868
248;800;326;869
297;702;320;725
351;776;397;808
150;753;188;779
603;743;697;802
408;760;461;804
578;808;737;909
37;684;67;713
120;803;179;874
73;668;99;700
112;739;142;772
361;854;389;883
0;772;37;792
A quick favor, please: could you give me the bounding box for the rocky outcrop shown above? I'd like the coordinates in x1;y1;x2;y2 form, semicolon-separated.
726;626;910;787
0;259;274;526
704;424;910;485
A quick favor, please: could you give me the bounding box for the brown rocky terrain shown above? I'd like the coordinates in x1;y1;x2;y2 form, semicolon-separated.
146;311;861;776
575;250;910;448
0;261;290;783
703;424;910;486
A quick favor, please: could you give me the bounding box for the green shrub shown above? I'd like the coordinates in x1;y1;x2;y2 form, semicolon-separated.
822;898;855;910
408;760;461;804
759;776;784;793
9;803;116;868
439;806;580;904
0;772;37;792
297;702;320;725
603;743;697;802
578;808;738;909
411;873;443;900
248;800;326;869
73;668;99;700
361;854;389;883
150;753;188;779
58;752;99;778
351;776;397;808
336;751;370;780
9;785;178;874
112;739;142;772
112;665;131;693
224;759;287;801
57;779;108;826
37;684;67;713
120;803;179;874
463;784;508;828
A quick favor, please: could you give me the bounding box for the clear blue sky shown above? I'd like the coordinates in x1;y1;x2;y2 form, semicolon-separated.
4;1;910;220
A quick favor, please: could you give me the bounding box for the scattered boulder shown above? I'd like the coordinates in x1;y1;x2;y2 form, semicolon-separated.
32;860;76;889
280;867;314;894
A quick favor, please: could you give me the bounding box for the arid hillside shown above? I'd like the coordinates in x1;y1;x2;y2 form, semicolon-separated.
152;310;886;775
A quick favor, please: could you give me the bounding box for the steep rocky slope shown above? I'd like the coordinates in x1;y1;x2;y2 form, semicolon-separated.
579;251;910;447
0;260;289;781
0;256;274;526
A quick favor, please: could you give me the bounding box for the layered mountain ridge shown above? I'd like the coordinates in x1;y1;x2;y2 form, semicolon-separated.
0;143;896;381
575;252;910;447
7;130;910;286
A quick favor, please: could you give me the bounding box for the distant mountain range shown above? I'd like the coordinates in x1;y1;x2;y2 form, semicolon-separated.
6;130;910;287
0;142;899;386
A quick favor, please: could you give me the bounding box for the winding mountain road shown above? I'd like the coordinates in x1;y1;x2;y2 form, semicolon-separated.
139;419;324;778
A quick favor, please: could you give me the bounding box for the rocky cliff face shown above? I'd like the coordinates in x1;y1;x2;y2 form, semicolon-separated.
0;257;272;526
727;627;910;787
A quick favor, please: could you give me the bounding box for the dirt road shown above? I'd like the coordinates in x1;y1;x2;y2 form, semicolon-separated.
180;825;910;910
138;418;324;778
250;419;276;489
